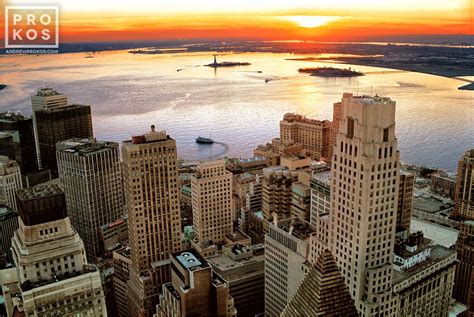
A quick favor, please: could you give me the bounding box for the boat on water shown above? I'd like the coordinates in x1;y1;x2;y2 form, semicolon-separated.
196;136;214;144
85;52;94;59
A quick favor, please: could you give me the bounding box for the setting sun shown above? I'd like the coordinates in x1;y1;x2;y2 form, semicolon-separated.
279;16;342;28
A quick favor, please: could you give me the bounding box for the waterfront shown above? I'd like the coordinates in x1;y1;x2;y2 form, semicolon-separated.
0;50;472;171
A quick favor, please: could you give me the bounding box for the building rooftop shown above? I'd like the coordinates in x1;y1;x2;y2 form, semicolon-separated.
37;103;90;112
20;264;98;292
16;184;63;201
311;170;331;187
275;218;316;241
0;156;20;174
0;205;17;221
351;94;394;105
0;112;29;122
174;249;208;272
34;88;63;97
225;228;251;243
57;138;118;156
124;125;170;145
282;113;330;125
393;244;456;285
410;219;459;248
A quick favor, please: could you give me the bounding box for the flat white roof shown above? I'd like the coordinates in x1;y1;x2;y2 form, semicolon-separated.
410;219;459;248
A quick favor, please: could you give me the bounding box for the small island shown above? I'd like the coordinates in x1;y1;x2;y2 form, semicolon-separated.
0;84;7;91
298;67;364;77
205;55;251;68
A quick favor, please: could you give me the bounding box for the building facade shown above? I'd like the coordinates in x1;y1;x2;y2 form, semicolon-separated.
157;249;236;317
192;159;233;246
122;126;182;317
264;218;315;316
0;112;38;175
397;171;415;233
431;172;456;198
330;94;399;316
453;149;474;313
280;113;331;160
57;139;124;262
207;244;265;317
0;205;19;263
262;166;298;233
32;88;93;177
112;246;132;317
0;156;23;212
7;184;107;317
393;233;456;316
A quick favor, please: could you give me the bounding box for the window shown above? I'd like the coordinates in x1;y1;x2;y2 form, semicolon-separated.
347;118;354;139
383;128;389;142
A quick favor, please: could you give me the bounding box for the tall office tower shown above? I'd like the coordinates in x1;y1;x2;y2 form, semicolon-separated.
0;156;23;211
265;218;315;316
122;126;182;317
396;171;414;234
281;250;358;317
113;246;132;317
8;184;106;317
331;94;399;316
453;149;474;312
262;166;298;233
32;88;93;177
280;113;331;160
192;159;233;246
157;249;236;317
57;139;124;262
0;112;38;174
207;244;265;317
0;205;19;263
31;88;68;166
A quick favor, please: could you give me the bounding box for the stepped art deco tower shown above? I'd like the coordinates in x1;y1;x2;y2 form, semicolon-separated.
330;94;399;316
122;125;182;317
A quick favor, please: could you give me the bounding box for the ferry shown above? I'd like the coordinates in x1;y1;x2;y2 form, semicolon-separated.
196;136;214;144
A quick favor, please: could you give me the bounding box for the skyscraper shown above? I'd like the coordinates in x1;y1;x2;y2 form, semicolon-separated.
57;138;124;262
7;184;106;317
0;156;23;211
31;88;93;177
330;94;399;315
453;149;474;313
0;112;38;174
192;159;233;247
122;125;182;317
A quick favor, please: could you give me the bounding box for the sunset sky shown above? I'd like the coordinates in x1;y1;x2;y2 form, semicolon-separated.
1;0;472;43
